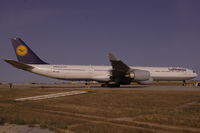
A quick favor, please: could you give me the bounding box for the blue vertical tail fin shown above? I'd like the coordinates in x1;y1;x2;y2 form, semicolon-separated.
11;38;47;64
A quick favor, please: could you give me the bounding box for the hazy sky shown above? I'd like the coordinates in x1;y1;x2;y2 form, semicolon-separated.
1;0;200;83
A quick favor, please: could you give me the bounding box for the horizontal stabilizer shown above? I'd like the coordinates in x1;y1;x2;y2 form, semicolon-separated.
4;59;34;71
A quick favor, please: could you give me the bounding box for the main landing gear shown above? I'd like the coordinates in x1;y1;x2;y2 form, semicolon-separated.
101;83;120;88
182;80;186;86
85;80;91;88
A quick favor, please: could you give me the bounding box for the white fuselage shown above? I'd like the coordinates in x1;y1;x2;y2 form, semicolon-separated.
7;38;197;85
29;64;197;82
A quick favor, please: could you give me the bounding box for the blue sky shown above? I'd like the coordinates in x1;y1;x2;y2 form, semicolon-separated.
0;0;200;83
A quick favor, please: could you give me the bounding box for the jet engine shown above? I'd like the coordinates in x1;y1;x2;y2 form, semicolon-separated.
129;69;150;81
138;77;154;85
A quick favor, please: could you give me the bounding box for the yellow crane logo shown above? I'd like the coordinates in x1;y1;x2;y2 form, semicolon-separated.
16;45;28;56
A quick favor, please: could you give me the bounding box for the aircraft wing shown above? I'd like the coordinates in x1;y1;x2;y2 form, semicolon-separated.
108;53;130;72
4;59;34;71
108;53;131;82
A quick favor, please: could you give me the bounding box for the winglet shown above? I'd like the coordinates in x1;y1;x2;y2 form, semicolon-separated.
108;53;118;61
108;53;130;71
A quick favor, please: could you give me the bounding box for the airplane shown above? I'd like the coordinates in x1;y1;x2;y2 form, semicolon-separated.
4;38;198;87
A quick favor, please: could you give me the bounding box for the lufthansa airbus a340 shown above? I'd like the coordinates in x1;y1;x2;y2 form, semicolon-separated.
4;38;197;87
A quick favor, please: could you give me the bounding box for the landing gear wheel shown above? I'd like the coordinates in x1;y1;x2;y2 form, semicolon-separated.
183;80;186;86
101;84;107;87
108;84;120;87
101;84;120;88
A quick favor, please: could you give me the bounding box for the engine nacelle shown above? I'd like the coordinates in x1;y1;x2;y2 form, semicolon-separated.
129;69;150;81
138;77;154;85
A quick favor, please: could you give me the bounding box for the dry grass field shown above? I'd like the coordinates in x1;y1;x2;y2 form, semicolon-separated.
0;83;200;133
